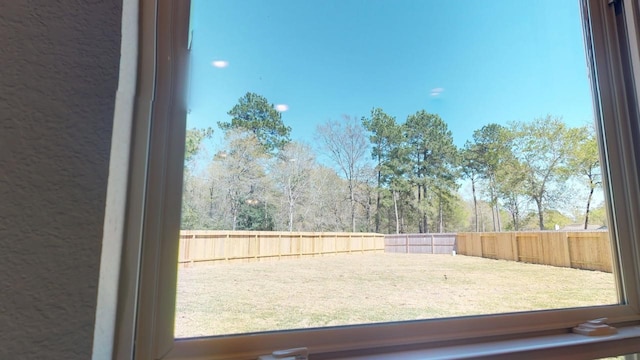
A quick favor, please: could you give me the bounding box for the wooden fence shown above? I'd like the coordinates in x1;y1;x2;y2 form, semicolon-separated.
457;231;613;272
178;230;613;272
178;230;385;267
385;233;457;254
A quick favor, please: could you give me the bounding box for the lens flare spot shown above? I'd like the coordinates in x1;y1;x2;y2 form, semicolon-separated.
275;104;289;112
211;60;229;68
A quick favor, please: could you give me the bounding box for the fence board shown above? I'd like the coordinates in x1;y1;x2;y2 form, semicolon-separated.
517;233;543;265
458;231;612;273
568;232;611;272
178;231;385;267
481;234;498;259
384;233;456;254
459;232;482;257
179;230;612;272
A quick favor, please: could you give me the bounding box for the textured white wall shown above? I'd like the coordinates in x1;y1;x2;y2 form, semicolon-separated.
0;1;121;359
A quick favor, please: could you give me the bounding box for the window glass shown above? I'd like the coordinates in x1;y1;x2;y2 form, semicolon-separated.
176;0;618;338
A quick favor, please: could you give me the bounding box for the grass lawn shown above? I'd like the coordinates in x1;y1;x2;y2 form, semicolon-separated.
174;253;617;338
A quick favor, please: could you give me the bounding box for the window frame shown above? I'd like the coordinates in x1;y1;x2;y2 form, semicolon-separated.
114;0;640;358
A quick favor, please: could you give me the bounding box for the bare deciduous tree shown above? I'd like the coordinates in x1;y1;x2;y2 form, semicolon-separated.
316;116;369;232
272;142;316;231
213;130;270;230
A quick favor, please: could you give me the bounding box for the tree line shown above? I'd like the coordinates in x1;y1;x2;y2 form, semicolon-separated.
182;92;604;234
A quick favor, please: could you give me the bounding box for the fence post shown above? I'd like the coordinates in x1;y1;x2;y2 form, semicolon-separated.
562;232;570;268
222;233;228;263
602;231;612;272
431;234;435;254
189;234;195;267
178;230;611;271
405;234;409;254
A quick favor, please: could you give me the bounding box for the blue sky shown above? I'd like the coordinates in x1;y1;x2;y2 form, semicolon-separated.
187;0;594;149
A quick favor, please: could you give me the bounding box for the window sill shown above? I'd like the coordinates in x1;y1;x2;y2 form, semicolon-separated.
329;325;640;360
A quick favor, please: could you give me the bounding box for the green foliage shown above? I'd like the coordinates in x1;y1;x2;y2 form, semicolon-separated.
182;128;213;229
568;125;602;229
214;131;271;230
438;193;470;232
510;115;577;229
460;142;482;181
587;205;608;228
457;118;603;232
469;124;515;231
404;111;458;233
544;210;574;230
405;111;457;174
471;124;512;180
362;108;404;172
182;95;606;235
218;92;291;153
185;127;213;163
237;200;275;231
518;210;573;230
568;126;600;176
362;108;406;232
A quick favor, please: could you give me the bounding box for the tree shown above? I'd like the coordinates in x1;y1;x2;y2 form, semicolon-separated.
404;111;457;233
586;204;608;228
496;157;527;231
460;142;482;232
438;193;470;232
469;124;513;232
218;92;291;153
181;127;213;229
384;138;414;234
300;165;351;231
362;108;403;232
354;165;378;232
568;125;602;229
212;130;271;230
181;172;213;230
184;127;213;164
271;142;316;231
236;200;275;231
316;116;369;232
511;115;576;230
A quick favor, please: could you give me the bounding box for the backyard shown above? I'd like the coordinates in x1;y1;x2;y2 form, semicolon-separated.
174;253;617;338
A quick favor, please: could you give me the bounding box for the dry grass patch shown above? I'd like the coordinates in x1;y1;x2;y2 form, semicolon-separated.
175;253;617;338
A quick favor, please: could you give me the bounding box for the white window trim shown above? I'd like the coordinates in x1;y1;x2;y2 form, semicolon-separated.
106;0;640;359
